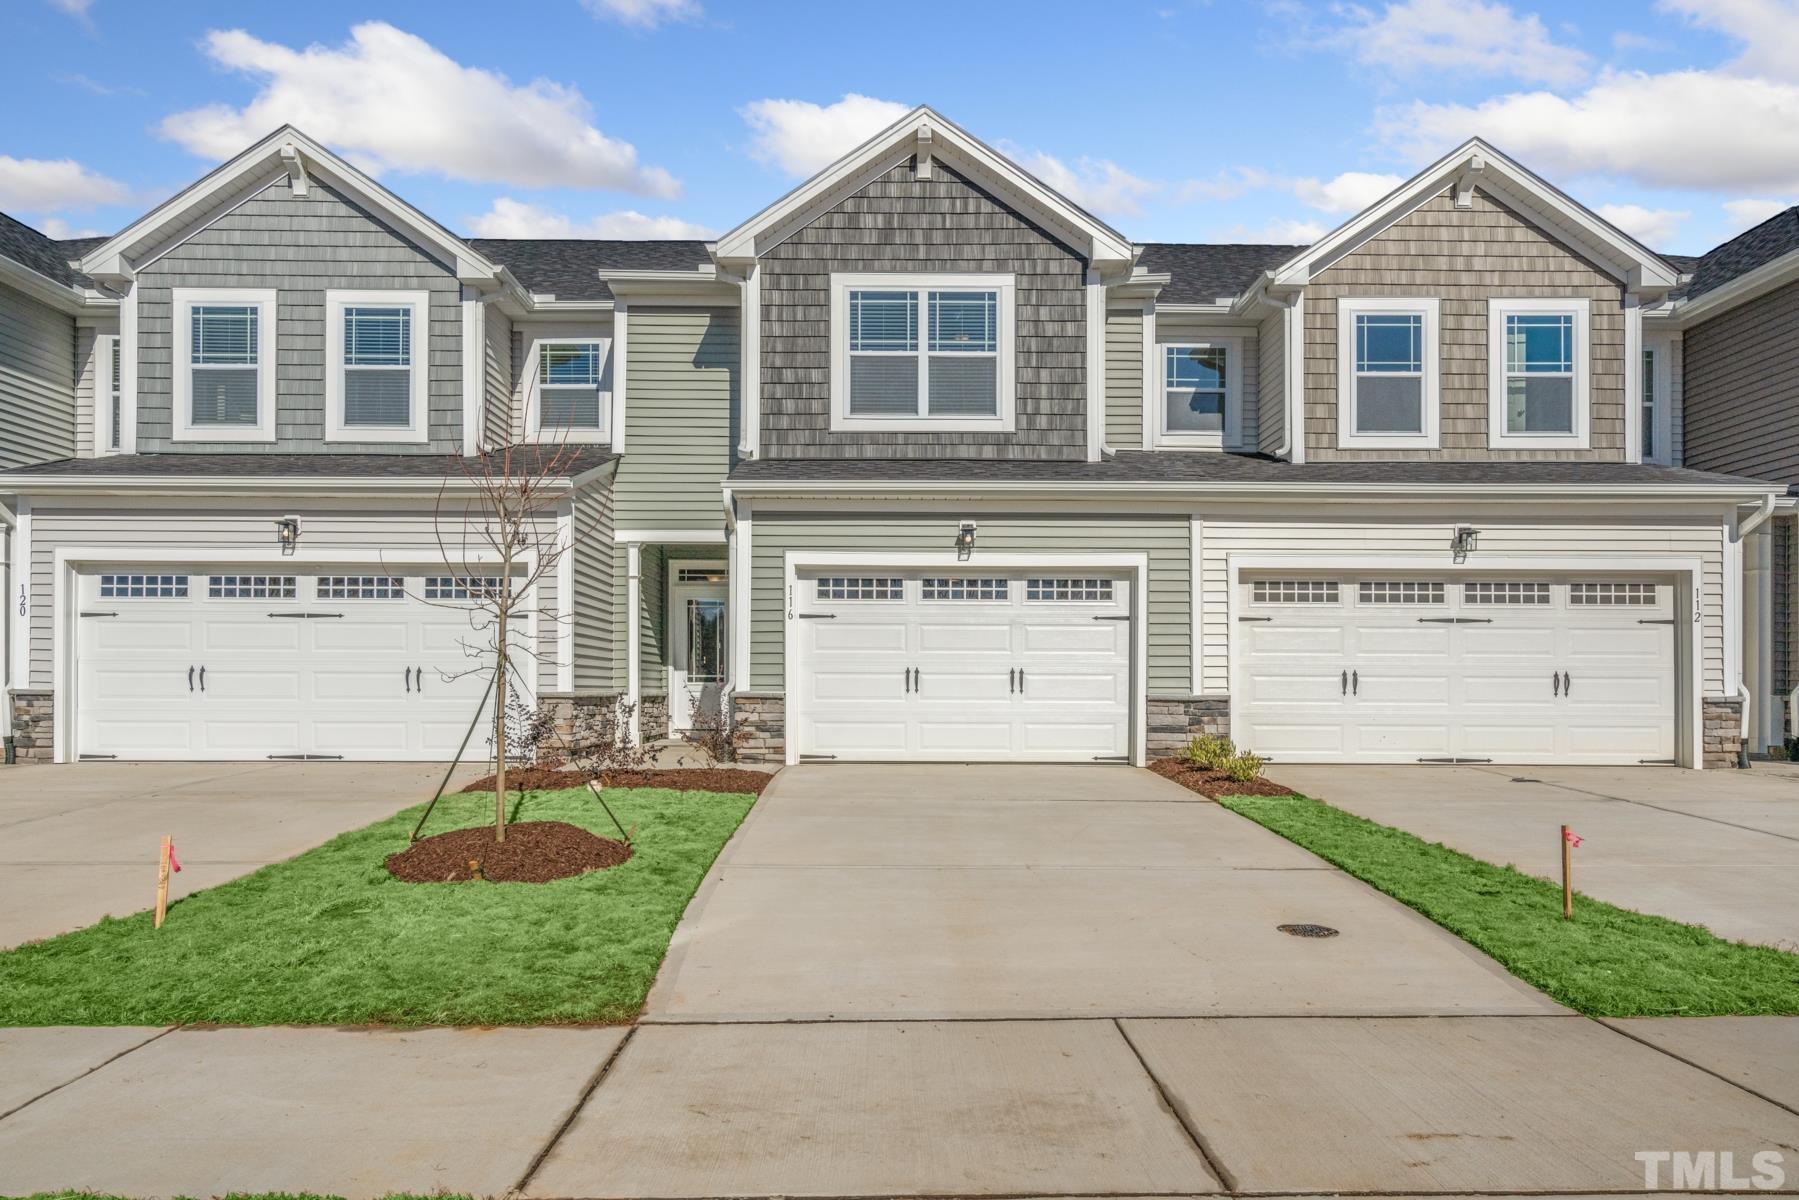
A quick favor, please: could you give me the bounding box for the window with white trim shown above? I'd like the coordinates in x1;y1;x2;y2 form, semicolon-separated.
172;289;277;443
209;575;297;599
318;575;405;600
921;577;1009;601
1159;336;1242;446
1487;298;1588;449
99;334;121;452
1026;578;1115;602
530;338;610;439
1641;334;1673;465
326;291;429;443
1464;581;1550;605
1570;582;1657;605
1337;298;1439;449
1359;581;1445;604
100;573;188;598
815;577;903;601
1252;580;1339;604
831;274;1015;432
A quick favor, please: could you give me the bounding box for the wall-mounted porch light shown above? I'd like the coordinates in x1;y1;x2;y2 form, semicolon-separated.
1451;525;1480;564
955;520;978;561
276;516;300;556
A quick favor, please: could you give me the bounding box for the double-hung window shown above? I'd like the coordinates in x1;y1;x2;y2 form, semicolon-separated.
1487;298;1588;449
529;338;610;440
326;290;429;443
172;288;277;442
1337;297;1438;449
1159;337;1241;446
832;273;1015;432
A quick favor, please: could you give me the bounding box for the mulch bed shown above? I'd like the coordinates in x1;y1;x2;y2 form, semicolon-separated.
459;765;773;796
1150;757;1298;799
385;820;632;883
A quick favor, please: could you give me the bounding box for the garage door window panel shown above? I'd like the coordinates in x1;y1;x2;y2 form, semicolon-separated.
1570;582;1657;605
1026;578;1115;602
1252;580;1339;604
816;577;904;601
921;578;1009;601
423;575;507;602
1359;581;1444;604
100;573;188;599
209;575;297;599
1465;581;1551;605
318;576;405;601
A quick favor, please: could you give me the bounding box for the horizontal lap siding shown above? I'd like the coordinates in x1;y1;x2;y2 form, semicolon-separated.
1682;278;1799;486
612;308;737;531
1305;189;1628;461
1257;307;1284;456
571;487;614;692
748;513;1190;693
134;180;463;453
760;159;1089;459
1104;309;1142;449
28;502;561;693
1196;511;1727;696
0;284;76;467
483;308;513;450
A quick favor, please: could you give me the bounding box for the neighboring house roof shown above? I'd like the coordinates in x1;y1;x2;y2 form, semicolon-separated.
0;448;617;480
0;212;96;289
1138;243;1306;304
729;454;1773;492
1680;206;1799;300
1659;253;1703;276
468;239;712;302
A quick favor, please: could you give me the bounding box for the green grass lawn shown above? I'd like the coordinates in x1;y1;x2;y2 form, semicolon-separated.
0;787;754;1027
1221;794;1799;1017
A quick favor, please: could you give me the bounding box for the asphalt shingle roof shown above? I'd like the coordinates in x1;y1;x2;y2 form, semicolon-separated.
729;453;1771;489
0;213;99;289
1136;243;1304;304
1678;207;1799;300
467;239;713;302
0;448;617;480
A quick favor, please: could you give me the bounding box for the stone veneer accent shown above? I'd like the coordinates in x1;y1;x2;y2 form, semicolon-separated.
731;692;785;764
9;690;54;763
536;691;619;755
1703;696;1746;769
1147;696;1231;759
640;694;670;742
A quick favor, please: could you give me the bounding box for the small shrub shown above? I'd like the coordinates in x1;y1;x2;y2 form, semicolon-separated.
1187;734;1235;771
685;690;748;765
1223;750;1266;783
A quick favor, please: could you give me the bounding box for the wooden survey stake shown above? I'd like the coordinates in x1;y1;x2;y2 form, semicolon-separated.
155;836;172;929
1560;825;1582;920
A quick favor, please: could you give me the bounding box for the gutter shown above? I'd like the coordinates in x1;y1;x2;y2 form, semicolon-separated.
724;478;1784;503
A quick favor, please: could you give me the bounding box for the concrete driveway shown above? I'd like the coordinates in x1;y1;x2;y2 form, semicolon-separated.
647;763;1560;1020
0;761;473;948
1273;763;1799;949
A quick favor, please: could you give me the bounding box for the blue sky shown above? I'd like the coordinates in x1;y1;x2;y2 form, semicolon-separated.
4;0;1796;255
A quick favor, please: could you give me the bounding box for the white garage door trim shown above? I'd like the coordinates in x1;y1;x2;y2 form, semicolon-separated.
783;551;1149;767
1226;553;1706;769
51;546;541;763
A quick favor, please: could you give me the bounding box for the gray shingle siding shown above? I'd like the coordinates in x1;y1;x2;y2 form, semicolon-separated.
1682;277;1799;487
134;179;463;454
759;158;1090;460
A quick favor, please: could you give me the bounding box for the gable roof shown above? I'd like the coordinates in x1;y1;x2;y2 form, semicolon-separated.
1270;139;1679;293
1138;243;1305;304
78;126;501;286
1681;206;1799;300
713;106;1135;270
468;238;712;302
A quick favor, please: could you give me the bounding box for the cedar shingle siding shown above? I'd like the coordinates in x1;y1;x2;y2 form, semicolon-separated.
759;158;1088;459
1304;188;1628;461
1682;278;1799;487
134;179;462;454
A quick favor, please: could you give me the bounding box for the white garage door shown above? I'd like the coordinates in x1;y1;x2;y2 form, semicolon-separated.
77;569;524;761
1236;575;1677;765
793;571;1133;762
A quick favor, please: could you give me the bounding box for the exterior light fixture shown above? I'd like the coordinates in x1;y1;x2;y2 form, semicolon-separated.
276;516;300;555
1451;525;1480;563
955;521;977;560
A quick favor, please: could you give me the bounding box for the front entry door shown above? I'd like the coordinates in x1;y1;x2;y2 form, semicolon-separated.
669;564;728;732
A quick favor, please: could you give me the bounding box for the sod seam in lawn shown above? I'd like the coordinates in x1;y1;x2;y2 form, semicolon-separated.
0;787;753;1027
1220;794;1799;1017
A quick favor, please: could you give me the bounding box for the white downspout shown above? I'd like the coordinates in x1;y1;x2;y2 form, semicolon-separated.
1733;493;1777;766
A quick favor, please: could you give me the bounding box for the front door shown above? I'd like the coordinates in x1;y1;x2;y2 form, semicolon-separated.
668;563;728;732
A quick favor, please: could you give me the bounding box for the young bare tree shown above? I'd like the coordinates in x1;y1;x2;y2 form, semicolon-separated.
429;441;600;842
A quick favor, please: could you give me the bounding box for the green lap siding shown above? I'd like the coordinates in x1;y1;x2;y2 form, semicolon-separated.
611;307;738;532
1104;309;1143;450
748;513;1191;694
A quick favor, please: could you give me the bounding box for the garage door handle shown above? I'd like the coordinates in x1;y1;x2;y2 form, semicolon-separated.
1017;668;1025;694
198;666;206;693
1009;668;1015;694
1553;672;1560;696
1563;671;1571;696
405;667;412;693
416;665;423;693
1341;670;1348;696
188;666;194;693
1352;670;1358;695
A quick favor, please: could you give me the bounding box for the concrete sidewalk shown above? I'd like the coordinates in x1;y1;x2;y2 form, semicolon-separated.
1;1017;1795;1198
0;761;478;947
1273;763;1799;948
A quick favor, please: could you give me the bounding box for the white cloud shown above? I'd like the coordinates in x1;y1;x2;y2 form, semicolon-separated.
1176;167;1273;203
1328;0;1590;85
35;216;107;240
580;0;700;27
1722;197;1794;231
159;23;679;196
466;197;715;240
1289;171;1406;213
1012;151;1158;219
0;155;130;212
1379;0;1799;194
740;94;912;177
48;0;94;28
1221;217;1330;244
1596;203;1687;245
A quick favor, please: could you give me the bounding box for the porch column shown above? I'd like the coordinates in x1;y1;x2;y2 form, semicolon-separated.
626;541;642;746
